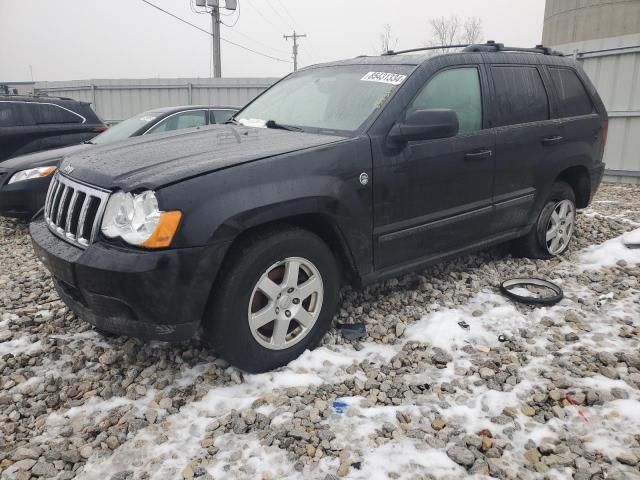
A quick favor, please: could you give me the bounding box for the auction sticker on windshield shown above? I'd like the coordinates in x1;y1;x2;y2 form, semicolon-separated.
361;72;407;85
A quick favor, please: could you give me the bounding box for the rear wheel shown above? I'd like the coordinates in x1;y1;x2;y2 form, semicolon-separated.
203;226;339;373
513;181;576;259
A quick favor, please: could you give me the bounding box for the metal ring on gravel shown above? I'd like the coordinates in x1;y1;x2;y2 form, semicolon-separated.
500;278;564;306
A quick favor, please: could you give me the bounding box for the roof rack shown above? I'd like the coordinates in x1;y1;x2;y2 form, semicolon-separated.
463;40;564;56
383;41;564;57
383;44;470;56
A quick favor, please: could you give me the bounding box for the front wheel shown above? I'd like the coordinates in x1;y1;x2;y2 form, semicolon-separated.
513;181;577;259
203;226;340;373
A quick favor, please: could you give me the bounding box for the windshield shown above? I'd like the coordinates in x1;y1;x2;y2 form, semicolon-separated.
91;111;160;145
236;65;412;134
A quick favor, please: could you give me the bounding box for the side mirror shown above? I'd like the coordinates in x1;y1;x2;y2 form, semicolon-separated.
388;109;459;143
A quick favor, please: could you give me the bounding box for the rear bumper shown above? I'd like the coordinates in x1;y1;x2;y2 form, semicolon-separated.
589;163;605;203
0;176;50;219
30;217;228;342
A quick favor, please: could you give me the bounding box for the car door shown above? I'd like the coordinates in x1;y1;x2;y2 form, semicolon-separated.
488;64;563;234
371;64;496;271
0;101;42;160
545;66;603;173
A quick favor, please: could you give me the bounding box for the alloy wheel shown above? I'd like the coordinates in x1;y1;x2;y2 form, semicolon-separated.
248;257;324;350
545;199;576;255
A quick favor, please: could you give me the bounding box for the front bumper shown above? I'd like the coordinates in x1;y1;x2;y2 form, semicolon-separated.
30;217;228;342
0;175;51;219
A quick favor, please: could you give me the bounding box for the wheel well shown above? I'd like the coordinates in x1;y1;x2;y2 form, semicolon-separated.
556;166;591;208
223;214;359;284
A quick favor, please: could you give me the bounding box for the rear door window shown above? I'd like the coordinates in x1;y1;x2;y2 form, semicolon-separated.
0;102;33;127
30;103;85;124
407;67;483;134
491;66;549;127
548;67;594;117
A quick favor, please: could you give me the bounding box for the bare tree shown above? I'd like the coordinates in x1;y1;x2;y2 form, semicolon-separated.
462;17;483;45
379;24;398;54
426;15;483;53
430;16;460;48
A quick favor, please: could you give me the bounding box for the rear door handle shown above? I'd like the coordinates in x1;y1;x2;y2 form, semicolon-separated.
465;149;493;160
542;135;564;146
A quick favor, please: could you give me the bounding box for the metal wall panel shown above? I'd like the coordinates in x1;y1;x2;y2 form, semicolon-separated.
33;77;278;124
547;33;640;178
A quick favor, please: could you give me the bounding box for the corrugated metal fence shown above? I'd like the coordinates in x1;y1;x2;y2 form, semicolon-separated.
577;44;640;182
552;34;640;183
33;77;278;124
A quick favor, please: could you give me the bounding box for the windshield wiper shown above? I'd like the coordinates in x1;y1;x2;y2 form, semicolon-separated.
265;120;303;132
225;118;240;125
82;140;95;145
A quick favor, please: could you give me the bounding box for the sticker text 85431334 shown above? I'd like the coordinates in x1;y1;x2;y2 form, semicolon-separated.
361;72;407;85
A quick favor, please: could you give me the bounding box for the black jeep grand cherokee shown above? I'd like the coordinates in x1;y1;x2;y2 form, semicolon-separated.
31;43;607;372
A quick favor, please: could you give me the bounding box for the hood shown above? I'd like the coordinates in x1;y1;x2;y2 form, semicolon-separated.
61;125;345;190
0;144;91;172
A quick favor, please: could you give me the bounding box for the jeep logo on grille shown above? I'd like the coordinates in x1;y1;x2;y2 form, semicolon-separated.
62;165;74;175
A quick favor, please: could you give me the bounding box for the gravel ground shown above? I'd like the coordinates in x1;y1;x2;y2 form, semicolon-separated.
1;183;640;480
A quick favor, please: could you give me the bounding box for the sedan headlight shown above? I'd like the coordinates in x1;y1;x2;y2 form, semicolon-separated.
8;166;57;184
101;190;181;248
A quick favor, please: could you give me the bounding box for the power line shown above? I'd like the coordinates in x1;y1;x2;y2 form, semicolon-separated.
265;0;293;30
219;0;241;27
274;0;296;27
141;0;292;63
243;0;284;36
271;0;320;63
226;28;290;55
143;0;210;35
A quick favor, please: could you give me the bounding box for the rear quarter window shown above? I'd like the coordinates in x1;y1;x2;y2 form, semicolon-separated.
548;67;594;117
29;103;85;124
491;66;549;127
74;103;102;124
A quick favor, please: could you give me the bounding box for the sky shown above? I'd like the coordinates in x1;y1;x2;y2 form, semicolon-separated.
0;0;546;82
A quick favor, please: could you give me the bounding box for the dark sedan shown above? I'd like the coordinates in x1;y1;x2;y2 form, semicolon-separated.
0;105;238;218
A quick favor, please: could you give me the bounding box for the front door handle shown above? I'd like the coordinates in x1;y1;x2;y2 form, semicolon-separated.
542;135;564;146
465;149;493;160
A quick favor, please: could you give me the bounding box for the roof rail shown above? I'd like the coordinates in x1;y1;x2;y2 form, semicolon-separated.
463;40;564;56
383;44;470;56
383;41;564;57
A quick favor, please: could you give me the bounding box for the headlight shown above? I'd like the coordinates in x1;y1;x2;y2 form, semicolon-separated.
8;166;57;184
101;190;181;248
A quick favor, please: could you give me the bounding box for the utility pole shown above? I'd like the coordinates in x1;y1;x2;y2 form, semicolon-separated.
211;6;221;78
284;31;307;72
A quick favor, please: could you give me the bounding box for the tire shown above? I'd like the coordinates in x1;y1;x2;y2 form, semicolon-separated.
513;181;577;259
203;225;340;373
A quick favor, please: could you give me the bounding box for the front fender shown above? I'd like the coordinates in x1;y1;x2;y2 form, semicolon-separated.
159;137;374;277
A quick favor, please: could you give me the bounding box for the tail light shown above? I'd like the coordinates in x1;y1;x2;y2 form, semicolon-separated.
92;126;108;133
601;118;608;146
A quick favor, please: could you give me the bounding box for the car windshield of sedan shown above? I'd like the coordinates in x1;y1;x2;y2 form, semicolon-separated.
236;65;413;134
90;111;160;145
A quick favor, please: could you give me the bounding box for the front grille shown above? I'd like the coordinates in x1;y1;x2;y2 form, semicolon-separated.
44;173;110;248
